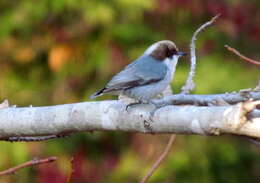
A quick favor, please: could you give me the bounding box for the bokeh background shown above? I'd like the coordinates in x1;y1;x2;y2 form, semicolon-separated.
0;0;259;182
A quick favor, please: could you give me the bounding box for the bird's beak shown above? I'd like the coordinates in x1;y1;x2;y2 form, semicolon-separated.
176;51;187;57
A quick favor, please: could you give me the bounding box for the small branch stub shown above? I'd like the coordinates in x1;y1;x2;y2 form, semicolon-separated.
0;100;9;109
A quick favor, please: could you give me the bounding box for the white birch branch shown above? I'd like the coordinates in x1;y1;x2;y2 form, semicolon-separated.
0;98;259;140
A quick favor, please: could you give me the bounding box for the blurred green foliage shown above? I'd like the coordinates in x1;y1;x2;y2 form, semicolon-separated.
0;0;259;182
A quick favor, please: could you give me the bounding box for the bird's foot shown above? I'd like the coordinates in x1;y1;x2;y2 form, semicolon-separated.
125;101;165;122
148;101;169;121
125;101;143;112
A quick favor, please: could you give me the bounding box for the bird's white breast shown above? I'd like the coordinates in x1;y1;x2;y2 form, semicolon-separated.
164;56;179;81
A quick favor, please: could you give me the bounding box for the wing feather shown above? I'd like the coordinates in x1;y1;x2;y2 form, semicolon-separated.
105;56;167;92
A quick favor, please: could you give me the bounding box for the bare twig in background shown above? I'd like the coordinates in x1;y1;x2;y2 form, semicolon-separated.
181;14;221;94
140;14;221;183
225;45;260;66
0;157;57;176
140;135;176;183
65;157;74;183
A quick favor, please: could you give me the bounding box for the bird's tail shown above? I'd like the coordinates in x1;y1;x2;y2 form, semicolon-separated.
89;88;106;99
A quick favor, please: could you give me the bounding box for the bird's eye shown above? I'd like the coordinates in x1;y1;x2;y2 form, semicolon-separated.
167;48;177;58
172;49;177;55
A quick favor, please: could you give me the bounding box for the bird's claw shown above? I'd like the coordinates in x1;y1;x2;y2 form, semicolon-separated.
125;101;164;122
125;102;142;112
148;102;168;122
149;109;156;122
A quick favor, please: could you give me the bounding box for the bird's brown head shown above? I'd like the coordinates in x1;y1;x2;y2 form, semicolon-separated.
144;40;186;61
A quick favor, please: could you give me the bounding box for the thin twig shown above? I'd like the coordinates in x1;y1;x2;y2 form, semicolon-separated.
65;157;74;183
225;45;260;66
139;135;176;183
181;14;221;94
0;156;57;176
4;134;71;142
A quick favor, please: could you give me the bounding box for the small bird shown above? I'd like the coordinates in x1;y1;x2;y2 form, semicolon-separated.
90;40;186;106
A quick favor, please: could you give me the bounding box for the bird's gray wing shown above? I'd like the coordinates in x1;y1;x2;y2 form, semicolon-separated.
104;56;168;92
